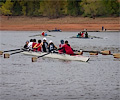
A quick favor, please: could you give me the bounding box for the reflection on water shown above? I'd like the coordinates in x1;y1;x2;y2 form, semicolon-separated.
0;31;120;100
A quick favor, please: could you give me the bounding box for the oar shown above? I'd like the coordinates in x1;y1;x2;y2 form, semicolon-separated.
88;35;103;39
29;34;42;37
29;34;55;37
74;50;111;55
32;49;57;62
0;49;21;55
73;50;83;55
4;50;24;58
74;49;120;58
32;52;51;62
82;50;111;55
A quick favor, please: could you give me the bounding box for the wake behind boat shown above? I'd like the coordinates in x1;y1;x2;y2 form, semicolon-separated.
21;51;90;62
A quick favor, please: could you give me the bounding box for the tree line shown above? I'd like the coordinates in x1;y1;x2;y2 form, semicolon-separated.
0;0;119;18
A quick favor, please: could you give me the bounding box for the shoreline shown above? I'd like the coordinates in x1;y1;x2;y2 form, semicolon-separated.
0;24;119;32
0;16;120;32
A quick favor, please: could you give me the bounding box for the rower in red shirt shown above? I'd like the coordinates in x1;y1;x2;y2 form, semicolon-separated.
33;40;42;52
32;39;37;51
58;40;74;55
81;31;84;37
58;40;64;53
42;31;45;36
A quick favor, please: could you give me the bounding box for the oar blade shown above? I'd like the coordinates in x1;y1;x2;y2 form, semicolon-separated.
113;53;120;58
101;50;111;55
0;51;3;55
4;53;10;58
113;55;120;58
32;57;38;62
113;53;120;56
89;52;98;55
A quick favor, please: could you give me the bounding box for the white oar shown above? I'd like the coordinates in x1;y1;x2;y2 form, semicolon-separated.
0;48;21;55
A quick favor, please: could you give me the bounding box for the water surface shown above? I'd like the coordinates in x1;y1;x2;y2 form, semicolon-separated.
0;31;120;100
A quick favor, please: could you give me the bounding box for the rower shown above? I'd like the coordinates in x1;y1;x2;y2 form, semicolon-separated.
42;37;48;52
58;40;74;55
85;31;88;38
28;39;33;50
24;40;29;49
44;32;47;36
32;39;37;51
33;40;42;52
58;40;64;53
48;40;57;52
81;31;84;37
77;32;81;37
42;31;45;36
59;40;64;48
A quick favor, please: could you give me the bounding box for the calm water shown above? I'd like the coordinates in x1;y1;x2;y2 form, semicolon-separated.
0;31;120;100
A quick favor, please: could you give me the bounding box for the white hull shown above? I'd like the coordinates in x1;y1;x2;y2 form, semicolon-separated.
22;51;90;62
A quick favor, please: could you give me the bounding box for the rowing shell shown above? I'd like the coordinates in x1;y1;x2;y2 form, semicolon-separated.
22;51;90;62
70;36;90;39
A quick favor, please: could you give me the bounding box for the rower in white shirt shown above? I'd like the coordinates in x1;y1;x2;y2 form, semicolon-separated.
28;39;33;50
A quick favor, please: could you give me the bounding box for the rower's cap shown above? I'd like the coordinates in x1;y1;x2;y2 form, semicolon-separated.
26;40;29;43
43;37;47;40
60;40;64;44
49;40;53;43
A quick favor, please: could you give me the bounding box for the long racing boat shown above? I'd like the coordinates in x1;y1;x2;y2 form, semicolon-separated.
22;51;90;62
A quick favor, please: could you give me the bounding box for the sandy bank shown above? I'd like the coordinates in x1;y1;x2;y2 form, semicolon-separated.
0;16;120;31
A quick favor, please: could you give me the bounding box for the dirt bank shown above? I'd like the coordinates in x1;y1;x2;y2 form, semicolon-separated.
0;16;120;31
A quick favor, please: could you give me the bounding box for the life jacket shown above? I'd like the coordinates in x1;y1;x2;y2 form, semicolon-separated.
42;32;45;36
36;43;42;52
42;42;48;52
58;44;64;53
59;44;64;48
44;33;47;36
81;32;84;37
62;44;74;55
48;43;55;52
32;42;37;48
32;42;37;51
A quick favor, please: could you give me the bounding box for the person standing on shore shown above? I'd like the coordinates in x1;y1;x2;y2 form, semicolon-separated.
102;26;104;31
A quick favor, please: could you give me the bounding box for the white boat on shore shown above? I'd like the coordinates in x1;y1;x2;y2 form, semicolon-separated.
22;51;90;62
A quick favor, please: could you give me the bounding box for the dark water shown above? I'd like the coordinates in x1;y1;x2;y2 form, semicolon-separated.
0;31;120;100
